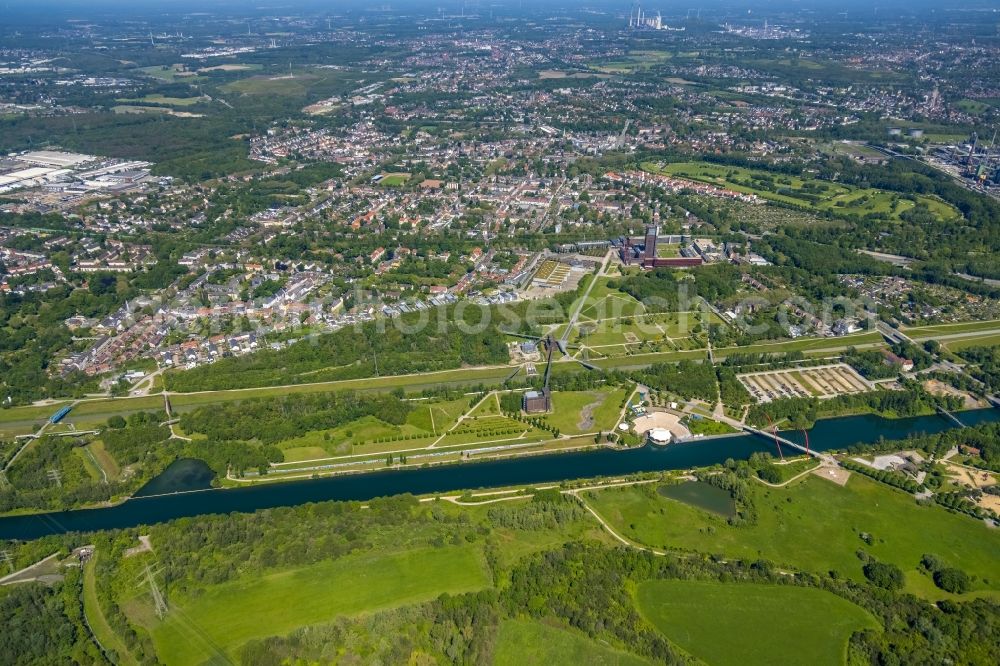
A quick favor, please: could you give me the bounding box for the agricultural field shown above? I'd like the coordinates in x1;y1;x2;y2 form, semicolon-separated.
738;363;874;403
636;580;878;666
583;474;1000;597
140;544;488;665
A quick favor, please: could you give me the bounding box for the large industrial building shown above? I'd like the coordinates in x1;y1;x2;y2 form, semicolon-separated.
618;225;704;269
522;390;550;414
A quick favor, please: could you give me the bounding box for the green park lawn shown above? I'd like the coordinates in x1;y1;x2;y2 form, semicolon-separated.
542;388;627;435
146;544;488;665
494;618;650;666
585;474;1000;594
636;580;879;666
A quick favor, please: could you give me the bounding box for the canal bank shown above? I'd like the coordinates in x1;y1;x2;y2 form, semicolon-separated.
1;408;997;541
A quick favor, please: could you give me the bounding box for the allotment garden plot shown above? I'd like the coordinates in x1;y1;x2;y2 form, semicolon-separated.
738;363;874;403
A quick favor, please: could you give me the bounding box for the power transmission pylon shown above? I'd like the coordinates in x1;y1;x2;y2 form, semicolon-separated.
46;469;62;488
0;550;14;574
137;565;169;618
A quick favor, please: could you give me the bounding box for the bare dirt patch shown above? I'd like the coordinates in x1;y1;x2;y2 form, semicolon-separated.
577;394;606;431
813;465;851;486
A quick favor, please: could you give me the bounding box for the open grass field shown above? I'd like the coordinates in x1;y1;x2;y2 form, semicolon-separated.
591;349;709;370
223;73;319;96
943;333;1000;352
117;94;206;106
279;445;329;462
904;319;1000;336
636;580;878;666
586;50;673;74
145;544;488;665
133;65;198;82
273;414;436;458
542;388;627;435
198;63;261;73
584;474;1000;595
494;618;650;666
716;331;884;357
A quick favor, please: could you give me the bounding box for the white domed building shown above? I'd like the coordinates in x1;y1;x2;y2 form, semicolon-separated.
646;427;673;446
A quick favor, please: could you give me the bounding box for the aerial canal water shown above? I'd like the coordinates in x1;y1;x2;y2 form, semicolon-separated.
1;408;997;540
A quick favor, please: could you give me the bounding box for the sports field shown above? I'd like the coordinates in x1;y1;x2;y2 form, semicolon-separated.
636;580;878;666
377;172;411;186
145;544;488;664
584;474;1000;595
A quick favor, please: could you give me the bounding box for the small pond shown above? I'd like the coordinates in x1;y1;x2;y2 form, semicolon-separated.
658;481;736;518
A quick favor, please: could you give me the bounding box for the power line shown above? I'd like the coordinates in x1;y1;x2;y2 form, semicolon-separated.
46;469;62;488
137;565;169;618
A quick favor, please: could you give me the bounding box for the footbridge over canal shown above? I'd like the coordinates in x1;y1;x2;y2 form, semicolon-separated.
739;424;836;463
715;414;837;465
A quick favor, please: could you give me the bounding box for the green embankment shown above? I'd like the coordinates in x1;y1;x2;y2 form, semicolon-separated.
148;544;488;664
636;580;879;666
83;557;137;666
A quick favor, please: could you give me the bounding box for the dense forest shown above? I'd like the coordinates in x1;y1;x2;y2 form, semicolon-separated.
0;572;104;665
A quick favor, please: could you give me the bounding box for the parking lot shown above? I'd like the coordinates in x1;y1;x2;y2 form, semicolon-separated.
738;364;875;403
